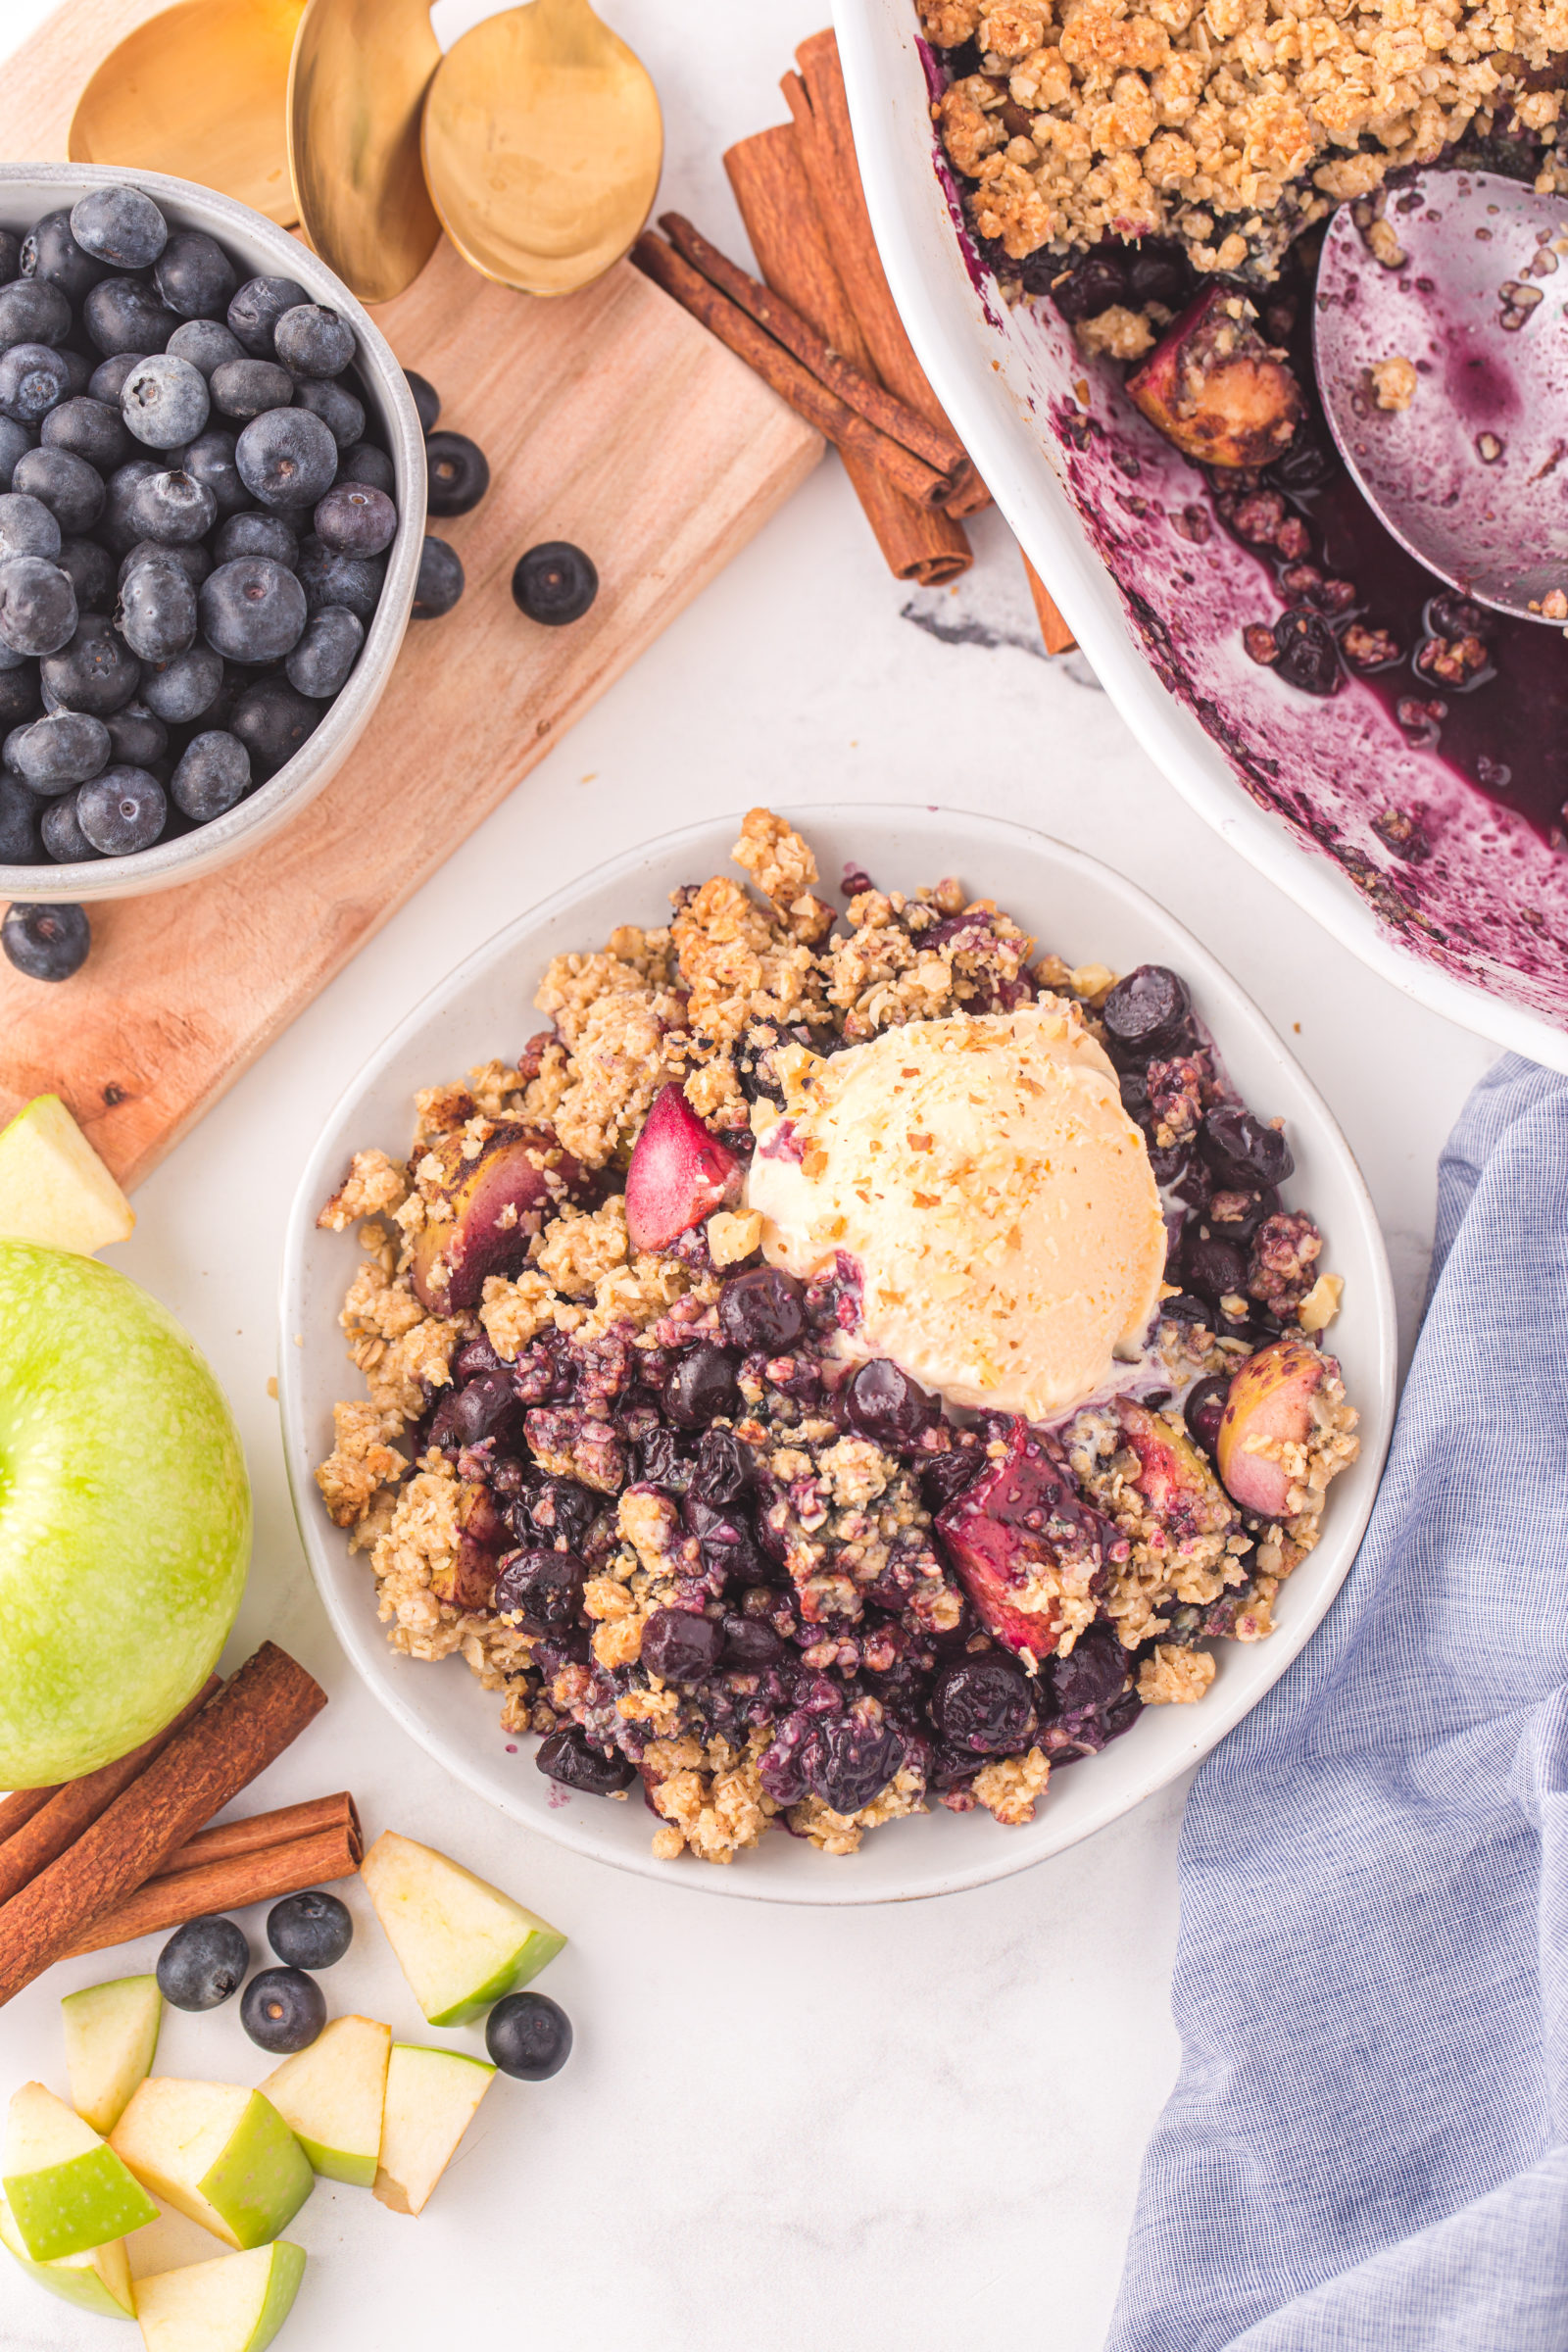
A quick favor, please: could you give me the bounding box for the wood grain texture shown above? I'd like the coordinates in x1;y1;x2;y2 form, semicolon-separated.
0;0;824;1185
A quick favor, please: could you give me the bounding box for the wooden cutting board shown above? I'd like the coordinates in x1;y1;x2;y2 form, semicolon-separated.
0;0;823;1187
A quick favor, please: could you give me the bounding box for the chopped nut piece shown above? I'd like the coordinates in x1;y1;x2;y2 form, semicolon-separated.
1368;355;1417;412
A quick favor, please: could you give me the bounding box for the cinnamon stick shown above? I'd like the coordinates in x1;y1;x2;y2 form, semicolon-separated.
0;1676;222;1908
724;126;970;587
63;1807;364;1961
659;211;970;487
1022;554;1078;655
784;28;991;518
0;1788;59;1842
631;230;953;511
156;1791;359;1880
0;1642;326;2007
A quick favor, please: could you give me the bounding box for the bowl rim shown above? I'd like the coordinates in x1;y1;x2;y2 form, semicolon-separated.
0;159;425;904
278;802;1397;1905
830;0;1566;1075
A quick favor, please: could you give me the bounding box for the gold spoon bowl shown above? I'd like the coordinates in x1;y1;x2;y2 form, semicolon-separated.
287;0;443;306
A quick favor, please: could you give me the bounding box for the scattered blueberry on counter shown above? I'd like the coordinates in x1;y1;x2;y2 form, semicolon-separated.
511;540;598;626
156;1914;249;2011
485;1991;572;2082
268;1887;353;1971
241;1965;327;2055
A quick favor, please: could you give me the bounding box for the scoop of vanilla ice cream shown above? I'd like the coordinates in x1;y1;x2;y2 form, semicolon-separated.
746;1003;1165;1423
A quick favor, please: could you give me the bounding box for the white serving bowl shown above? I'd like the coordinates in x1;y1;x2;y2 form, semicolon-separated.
279;806;1395;1905
0;162;425;903
833;0;1568;1072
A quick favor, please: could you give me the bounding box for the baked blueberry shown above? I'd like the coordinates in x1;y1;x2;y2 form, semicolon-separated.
0;775;41;861
76;762;166;853
121;352;210;449
640;1606;724;1682
1102;964;1192;1059
290;375;364;450
11;710;110;791
0;899;89;979
14;447;104;536
240;1966;325;2055
235;406;337;509
285;604;362;697
511;541;597;625
172;727;250;819
83;275;179;358
41;393;129;470
266;1887;353;1971
71;185;168;270
104;699;167;767
20;210;107;303
200;555;308;662
0;492;62;562
336;442;394;495
273;303;354;377
122;466;219;546
178;427;248;518
229;676;320;772
494;1546;587;1633
167;317;245;379
153;228;237;320
88;353;145;404
227;273;308;357
843;1357;939;1449
0;558;76;657
534;1726;636;1794
405;368;440;434
0;278;73;351
138;642;221;722
412;534;463;618
40;789;97;861
314;481;396;557
120;558;198;662
1200;1103;1295;1191
0;418;34;488
210;356;294;421
424;431;489;518
118;537;210;592
0;342;71;427
485;1991;571;2082
56;535;116;611
662;1343;738;1428
1183;1372;1230;1454
930;1652;1037;1753
718;1267;807;1352
156;1914;248;2010
213;513;296;570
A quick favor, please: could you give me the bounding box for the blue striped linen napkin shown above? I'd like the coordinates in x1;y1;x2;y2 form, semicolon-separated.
1106;1053;1568;2351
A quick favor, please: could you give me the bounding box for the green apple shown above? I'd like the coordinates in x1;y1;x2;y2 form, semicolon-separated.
361;1829;566;2027
0;1240;251;1786
134;2242;305;2352
259;2015;390;2187
373;2045;495;2217
0;1094;135;1254
110;2082;312;2250
0;2186;136;2319
2;2081;159;2261
64;1975;164;2135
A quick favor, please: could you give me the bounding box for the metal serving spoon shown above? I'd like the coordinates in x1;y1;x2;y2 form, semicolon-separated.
286;0;443;305
419;0;662;297
69;0;307;224
1314;169;1568;624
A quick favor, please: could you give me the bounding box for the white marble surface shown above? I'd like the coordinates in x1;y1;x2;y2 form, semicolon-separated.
0;4;1496;2345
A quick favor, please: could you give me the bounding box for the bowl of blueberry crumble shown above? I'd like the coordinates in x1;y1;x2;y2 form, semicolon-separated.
280;807;1395;1903
833;0;1568;1068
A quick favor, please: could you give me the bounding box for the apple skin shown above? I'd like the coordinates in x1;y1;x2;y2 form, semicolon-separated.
0;2191;136;2319
134;2241;305;2352
3;2082;160;2261
111;2082;313;2252
0;1241;251;1786
63;1975;163;2137
261;2016;391;2188
372;2046;495;2217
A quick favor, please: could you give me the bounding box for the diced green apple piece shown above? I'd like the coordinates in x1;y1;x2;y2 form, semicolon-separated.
110;2082;312;2251
134;2242;305;2352
361;1829;566;2027
0;1094;135;1253
64;1975;164;2135
260;2015;391;2188
0;2186;136;2319
373;2045;495;2217
2;2081;159;2262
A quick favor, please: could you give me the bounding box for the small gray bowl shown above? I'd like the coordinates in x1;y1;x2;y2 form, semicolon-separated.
0;161;426;904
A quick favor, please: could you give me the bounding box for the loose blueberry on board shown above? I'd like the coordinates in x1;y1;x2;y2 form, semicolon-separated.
70;185;169;271
172;729;250;821
485;1992;572;2082
404;368;441;435
1;900;89;980
511;540;598;625
424;431;490;518
157;1915;249;2010
266;1888;354;1972
412;534;464;618
240;1966;326;2055
75;764;166;855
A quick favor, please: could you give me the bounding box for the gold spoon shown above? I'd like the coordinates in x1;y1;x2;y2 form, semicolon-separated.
70;0;307;226
420;0;662;298
287;0;443;305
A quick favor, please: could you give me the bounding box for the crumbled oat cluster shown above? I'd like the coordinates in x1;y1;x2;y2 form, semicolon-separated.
921;0;1568;276
314;809;1357;1865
